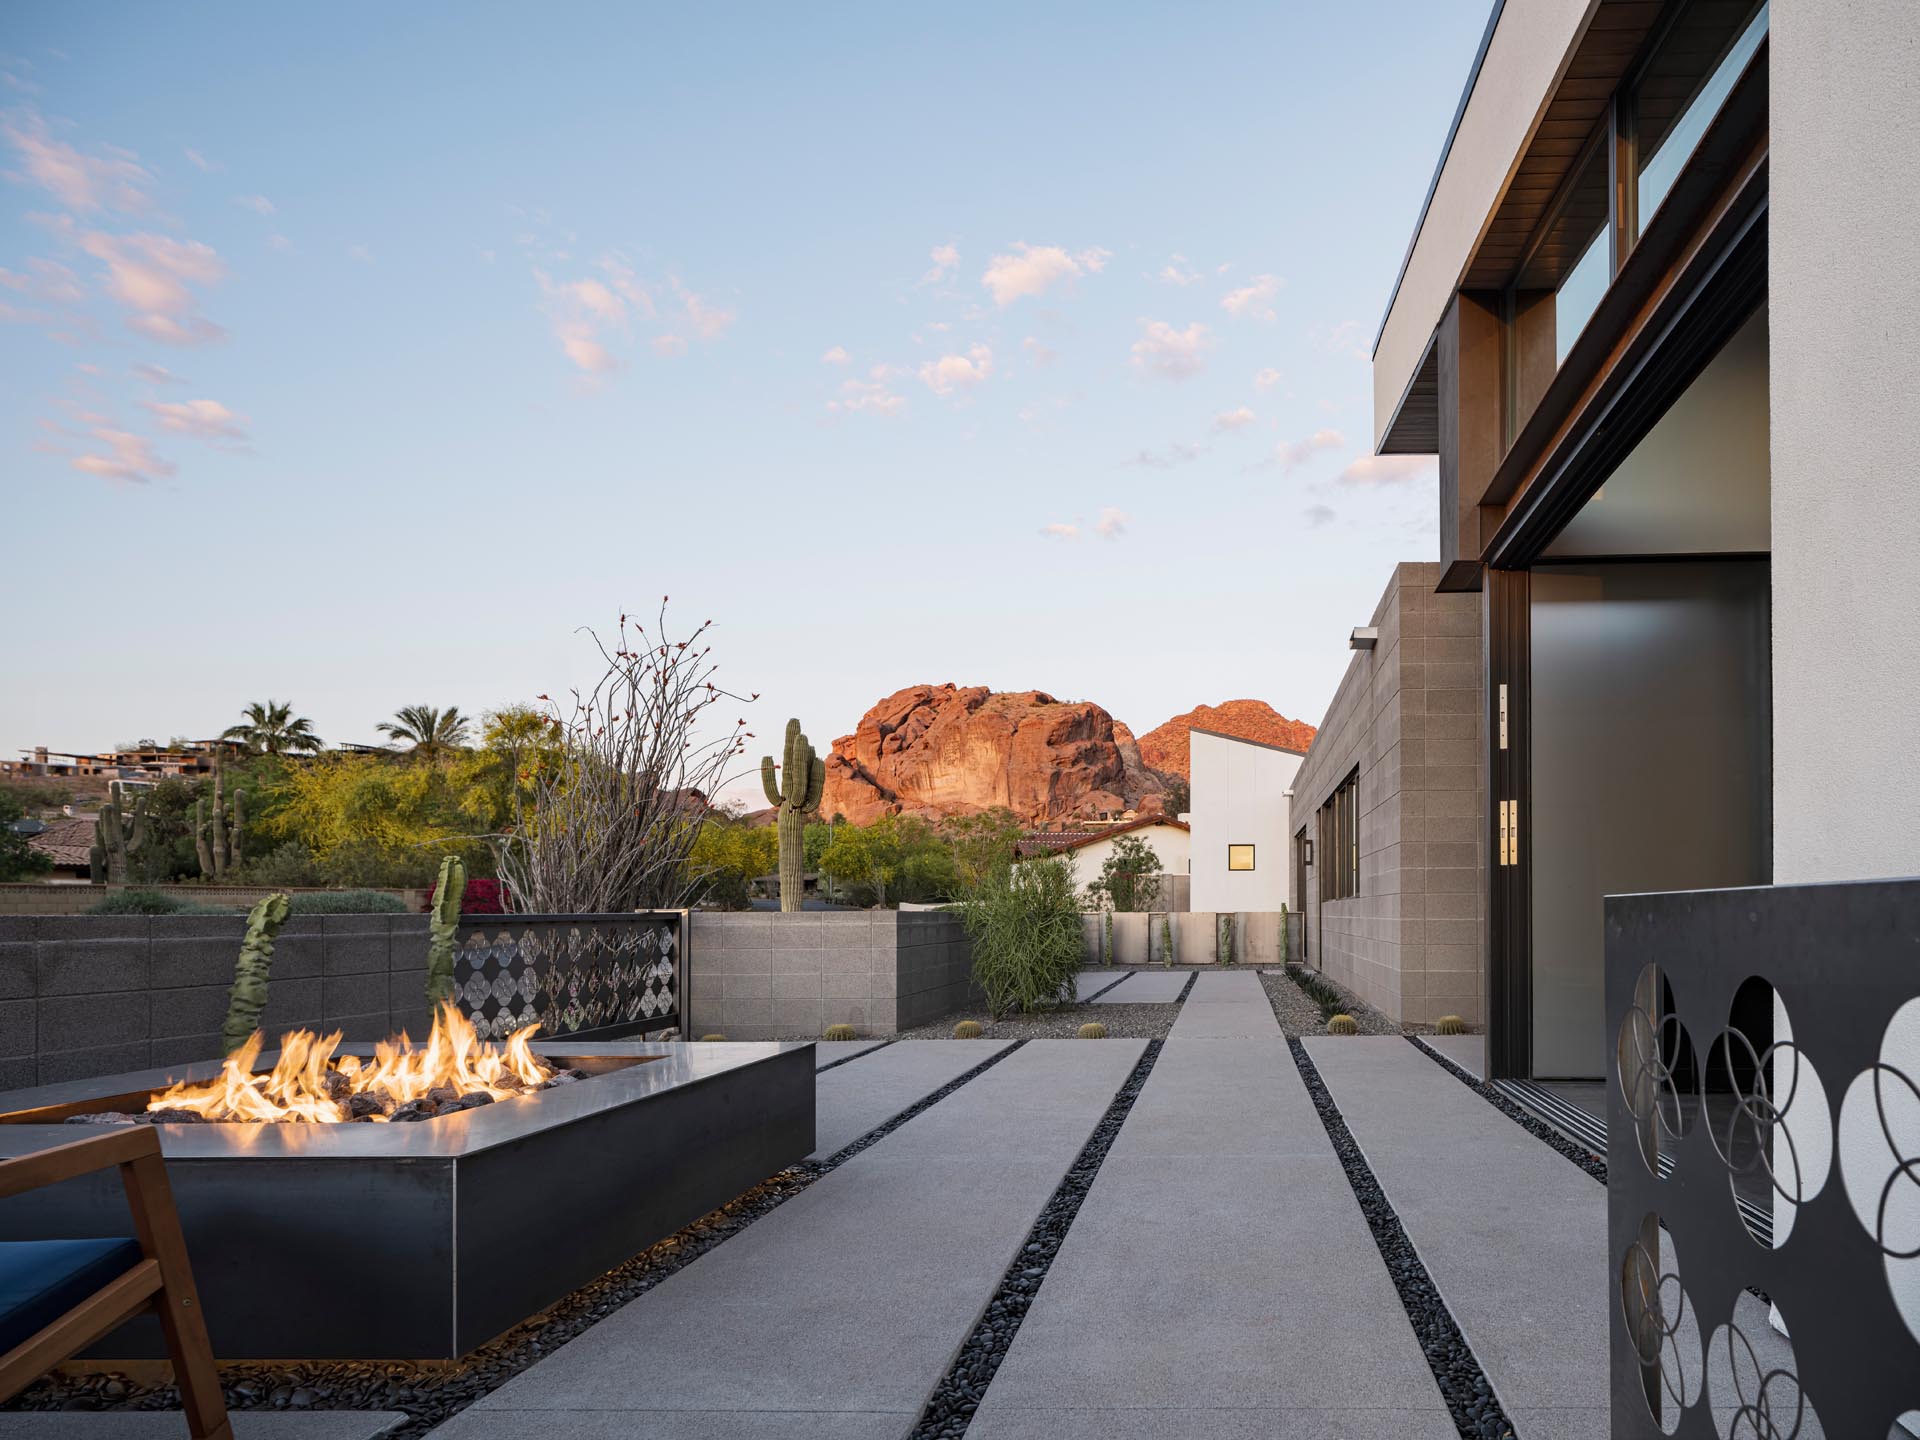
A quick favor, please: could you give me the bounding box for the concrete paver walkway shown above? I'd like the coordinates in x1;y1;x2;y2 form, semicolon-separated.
968;1036;1455;1440
431;1041;1145;1440
1308;1037;1609;1440
1087;970;1188;1003
1165;969;1280;1038
811;1038;890;1069
810;1037;1013;1158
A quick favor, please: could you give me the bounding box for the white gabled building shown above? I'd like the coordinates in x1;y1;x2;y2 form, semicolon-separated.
1186;728;1304;915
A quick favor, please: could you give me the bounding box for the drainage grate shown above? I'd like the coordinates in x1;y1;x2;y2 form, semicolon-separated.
909;1038;1163;1439
1408;1035;1609;1185
1289;1037;1517;1440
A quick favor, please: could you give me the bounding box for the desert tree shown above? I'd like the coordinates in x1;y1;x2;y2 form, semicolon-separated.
378;705;474;762
222;700;324;756
490;601;756;913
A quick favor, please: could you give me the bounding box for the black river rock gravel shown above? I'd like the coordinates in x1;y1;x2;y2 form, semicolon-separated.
908;1038;1162;1439
1288;1036;1517;1440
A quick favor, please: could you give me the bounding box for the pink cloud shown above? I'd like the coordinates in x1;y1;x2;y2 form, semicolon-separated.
72;427;174;485
79;231;227;346
981;243;1110;306
1130;320;1210;380
919;343;993;396
1338;453;1436;486
2;109;151;213
144;397;248;443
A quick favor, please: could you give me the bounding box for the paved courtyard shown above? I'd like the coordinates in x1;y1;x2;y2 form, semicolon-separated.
434;969;1610;1440
12;970;1630;1440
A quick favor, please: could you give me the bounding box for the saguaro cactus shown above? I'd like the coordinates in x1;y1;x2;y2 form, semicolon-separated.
222;892;290;1056
426;854;466;1008
761;718;824;913
188;756;245;879
91;782;153;884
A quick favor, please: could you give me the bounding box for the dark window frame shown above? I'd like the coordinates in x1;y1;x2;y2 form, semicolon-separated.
1317;767;1360;903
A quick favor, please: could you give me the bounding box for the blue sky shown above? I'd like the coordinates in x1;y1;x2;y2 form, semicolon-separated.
1;2;1475;802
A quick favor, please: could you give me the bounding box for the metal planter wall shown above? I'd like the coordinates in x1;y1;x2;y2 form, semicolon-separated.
454;910;685;1041
1605;879;1920;1438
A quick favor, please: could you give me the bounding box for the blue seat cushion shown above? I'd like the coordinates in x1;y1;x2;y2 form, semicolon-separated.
0;1238;145;1355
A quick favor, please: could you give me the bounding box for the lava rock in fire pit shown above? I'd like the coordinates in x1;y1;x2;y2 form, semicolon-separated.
452;1092;495;1111
347;1092;388;1121
540;1069;588;1089
63;1111;136;1126
388;1099;436;1123
148;1108;206;1124
425;1086;459;1108
321;1070;353;1104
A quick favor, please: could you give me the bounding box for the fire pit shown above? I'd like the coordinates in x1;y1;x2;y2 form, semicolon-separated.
0;1029;813;1360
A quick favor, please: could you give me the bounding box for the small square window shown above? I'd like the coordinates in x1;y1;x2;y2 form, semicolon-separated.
1227;844;1255;872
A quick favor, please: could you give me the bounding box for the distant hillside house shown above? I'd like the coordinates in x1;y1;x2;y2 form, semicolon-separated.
2;740;244;784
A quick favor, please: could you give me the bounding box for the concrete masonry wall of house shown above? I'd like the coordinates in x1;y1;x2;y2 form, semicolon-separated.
1291;561;1486;1026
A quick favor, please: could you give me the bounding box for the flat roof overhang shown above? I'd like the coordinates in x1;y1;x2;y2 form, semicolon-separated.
1374;0;1671;456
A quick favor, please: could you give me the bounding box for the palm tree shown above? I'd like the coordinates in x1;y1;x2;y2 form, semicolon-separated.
378;704;473;762
222;699;324;756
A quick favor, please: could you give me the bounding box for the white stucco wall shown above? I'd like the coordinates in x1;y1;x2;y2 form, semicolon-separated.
1770;0;1920;885
1188;730;1302;913
1056;823;1190;900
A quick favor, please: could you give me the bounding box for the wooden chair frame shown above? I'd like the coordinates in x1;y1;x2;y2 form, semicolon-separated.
0;1126;231;1439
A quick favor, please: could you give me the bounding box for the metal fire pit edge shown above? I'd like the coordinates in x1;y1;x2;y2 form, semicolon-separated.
0;1040;817;1361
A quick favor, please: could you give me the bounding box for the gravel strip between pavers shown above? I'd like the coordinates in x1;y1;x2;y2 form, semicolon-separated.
909;1038;1163;1439
6;1044;1029;1436
1288;1037;1517;1440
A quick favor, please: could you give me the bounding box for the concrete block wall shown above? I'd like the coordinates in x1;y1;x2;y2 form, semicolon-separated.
1292;561;1486;1025
686;910;974;1040
0;915;433;1091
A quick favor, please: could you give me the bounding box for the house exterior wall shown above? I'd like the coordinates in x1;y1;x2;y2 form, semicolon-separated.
1291;562;1485;1025
1053;823;1191;900
1770;0;1920;886
1188;730;1300;913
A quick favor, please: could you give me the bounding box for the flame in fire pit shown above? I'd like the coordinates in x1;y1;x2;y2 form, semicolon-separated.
148;1005;554;1123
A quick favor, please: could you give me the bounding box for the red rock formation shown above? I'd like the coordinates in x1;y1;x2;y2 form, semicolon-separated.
1136;700;1317;781
819;684;1168;826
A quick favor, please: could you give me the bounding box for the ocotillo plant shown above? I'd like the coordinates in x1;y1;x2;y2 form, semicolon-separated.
187;756;245;879
760;718;824;912
425;854;466;1008
222;892;290;1056
91;782;153;884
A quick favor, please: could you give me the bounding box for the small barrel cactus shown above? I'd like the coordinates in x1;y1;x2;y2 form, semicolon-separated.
1434;1014;1467;1035
823;1023;857;1041
1326;1014;1358;1036
698;1033;727;1041
1077;1022;1107;1039
953;1020;984;1039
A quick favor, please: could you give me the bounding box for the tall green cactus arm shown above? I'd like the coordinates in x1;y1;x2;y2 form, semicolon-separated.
780;718;804;803
425;855;466;1008
804;753;825;812
222;892;290;1056
761;755;782;808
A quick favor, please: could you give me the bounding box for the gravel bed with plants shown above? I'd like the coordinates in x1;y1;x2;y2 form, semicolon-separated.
1261;964;1400;1036
892;995;1185;1041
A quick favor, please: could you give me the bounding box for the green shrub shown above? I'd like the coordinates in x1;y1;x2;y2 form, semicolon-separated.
283;889;410;915
959;854;1083;1019
1326;1013;1358;1036
84;888;225;916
